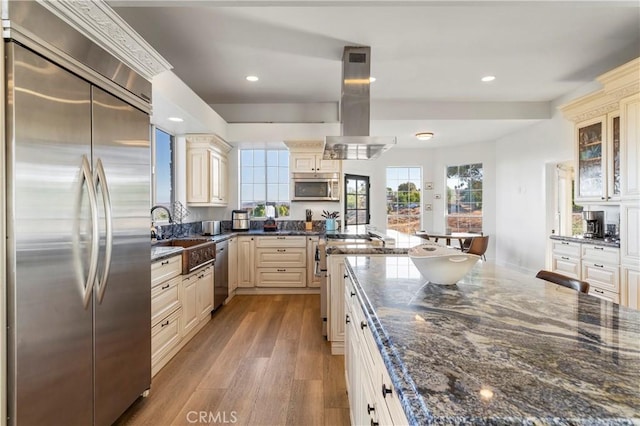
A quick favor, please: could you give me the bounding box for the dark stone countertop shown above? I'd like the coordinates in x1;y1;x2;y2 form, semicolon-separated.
550;234;621;248
345;255;640;425
150;230;322;262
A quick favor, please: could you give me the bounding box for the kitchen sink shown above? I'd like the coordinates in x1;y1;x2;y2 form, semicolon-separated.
156;238;215;273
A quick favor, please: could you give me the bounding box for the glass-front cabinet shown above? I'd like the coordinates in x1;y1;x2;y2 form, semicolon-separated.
575;113;620;203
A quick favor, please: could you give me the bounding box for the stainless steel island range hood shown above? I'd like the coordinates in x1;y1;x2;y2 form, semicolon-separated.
324;46;396;160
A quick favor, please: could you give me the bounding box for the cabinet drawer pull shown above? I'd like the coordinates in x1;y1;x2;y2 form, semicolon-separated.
594;288;604;294
161;284;170;290
350;291;356;297
345;315;350;324
277;236;286;240
277;249;286;252
594;246;604;251
371;420;379;426
160;320;170;327
360;321;367;330
561;242;569;245
344;274;349;279
382;384;392;398
367;404;375;414
594;263;604;268
561;256;570;260
277;269;286;272
161;260;170;265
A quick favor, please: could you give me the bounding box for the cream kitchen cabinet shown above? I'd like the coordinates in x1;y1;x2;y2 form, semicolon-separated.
181;264;214;340
237;236;255;288
255;236;306;288
186;134;232;207
180;271;199;339
228;237;238;295
328;254;347;354
151;254;182;377
344;271;408;426
561;57;639;204
622;266;640;310
196;265;214;321
582;245;620;304
307;236;321;288
290;152;340;174
550;240;581;279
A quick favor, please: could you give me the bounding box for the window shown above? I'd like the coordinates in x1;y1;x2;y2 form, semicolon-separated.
386;167;422;234
344;174;370;227
240;149;290;218
152;127;174;220
446;163;483;233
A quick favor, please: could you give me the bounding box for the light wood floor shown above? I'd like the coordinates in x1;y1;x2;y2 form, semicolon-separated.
115;294;350;426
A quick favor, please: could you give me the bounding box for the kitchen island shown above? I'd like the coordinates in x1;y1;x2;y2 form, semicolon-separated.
345;255;640;425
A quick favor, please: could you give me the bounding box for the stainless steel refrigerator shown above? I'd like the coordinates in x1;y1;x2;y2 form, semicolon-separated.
4;2;152;425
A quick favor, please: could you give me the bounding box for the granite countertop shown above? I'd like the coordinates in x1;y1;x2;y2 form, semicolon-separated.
550;234;621;248
150;230;322;262
345;255;640;425
151;245;183;262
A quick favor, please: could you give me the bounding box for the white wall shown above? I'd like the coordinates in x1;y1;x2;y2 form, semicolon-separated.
494;111;573;274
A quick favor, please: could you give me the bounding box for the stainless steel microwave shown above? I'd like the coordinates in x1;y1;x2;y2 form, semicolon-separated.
291;173;340;201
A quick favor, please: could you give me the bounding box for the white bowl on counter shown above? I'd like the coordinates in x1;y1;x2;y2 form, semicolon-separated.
408;243;480;285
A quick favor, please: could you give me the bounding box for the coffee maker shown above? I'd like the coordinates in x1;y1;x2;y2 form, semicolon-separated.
582;211;604;239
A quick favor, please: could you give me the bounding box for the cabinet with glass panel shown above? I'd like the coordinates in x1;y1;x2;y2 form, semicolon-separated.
574;113;620;203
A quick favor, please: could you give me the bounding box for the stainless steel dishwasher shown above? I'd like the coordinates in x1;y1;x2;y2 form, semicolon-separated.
214;239;229;310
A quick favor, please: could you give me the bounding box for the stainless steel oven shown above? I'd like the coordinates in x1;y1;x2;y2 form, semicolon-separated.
291;173;340;201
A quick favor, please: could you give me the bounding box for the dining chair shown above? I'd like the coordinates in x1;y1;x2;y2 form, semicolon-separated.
463;235;489;260
535;270;590;294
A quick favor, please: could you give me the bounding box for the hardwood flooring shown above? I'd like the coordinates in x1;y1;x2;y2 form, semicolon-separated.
115;294;350;426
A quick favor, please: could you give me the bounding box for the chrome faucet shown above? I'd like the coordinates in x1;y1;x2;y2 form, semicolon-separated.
151;205;173;224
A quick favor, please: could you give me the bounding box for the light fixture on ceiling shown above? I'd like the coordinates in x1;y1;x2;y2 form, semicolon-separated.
246;75;259;82
415;132;434;141
168;116;184;122
481;75;496;82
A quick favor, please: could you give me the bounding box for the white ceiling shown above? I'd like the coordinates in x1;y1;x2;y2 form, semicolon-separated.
110;1;640;148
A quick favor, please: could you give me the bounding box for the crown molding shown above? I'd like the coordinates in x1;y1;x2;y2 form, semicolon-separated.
36;0;172;80
283;140;326;152
186;134;233;153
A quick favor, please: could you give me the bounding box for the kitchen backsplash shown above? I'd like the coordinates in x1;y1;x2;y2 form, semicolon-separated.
156;219;330;239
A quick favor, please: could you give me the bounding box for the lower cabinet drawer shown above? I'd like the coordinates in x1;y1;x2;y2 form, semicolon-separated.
151;255;182;288
151;308;182;367
255;247;306;267
256;267;306;287
151;275;181;327
582;263;620;293
551;255;581;279
589;286;620;304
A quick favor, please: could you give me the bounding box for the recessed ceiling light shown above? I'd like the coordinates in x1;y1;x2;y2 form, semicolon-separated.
415;132;434;141
481;75;496;82
246;75;259;82
369;77;376;83
168;117;183;122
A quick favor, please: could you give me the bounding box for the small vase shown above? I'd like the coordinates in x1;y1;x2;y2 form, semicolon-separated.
326;219;336;232
305;221;313;231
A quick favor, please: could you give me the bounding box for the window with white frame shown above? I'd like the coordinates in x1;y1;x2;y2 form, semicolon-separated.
386;167;422;234
152;127;174;220
446;163;483;233
240;149;290;218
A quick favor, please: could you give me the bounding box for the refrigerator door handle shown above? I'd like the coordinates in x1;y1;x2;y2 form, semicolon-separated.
94;158;113;304
73;155;100;309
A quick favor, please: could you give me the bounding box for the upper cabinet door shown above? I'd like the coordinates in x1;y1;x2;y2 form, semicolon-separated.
620;93;640;200
575;115;608;202
291;153;318;173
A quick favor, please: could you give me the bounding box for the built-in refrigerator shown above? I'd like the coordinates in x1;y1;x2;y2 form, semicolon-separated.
4;2;152;425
